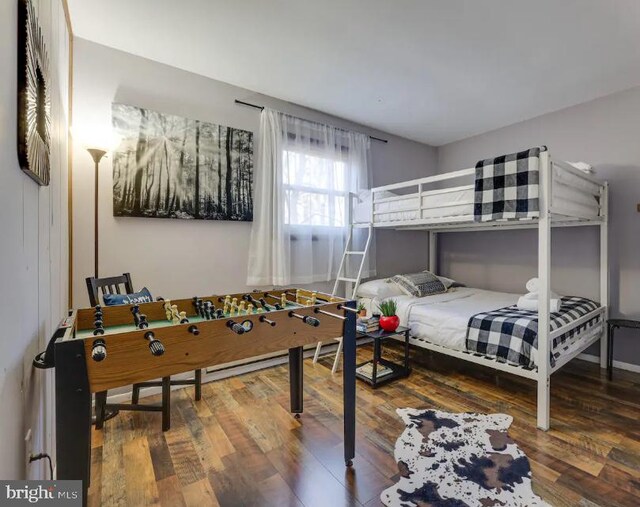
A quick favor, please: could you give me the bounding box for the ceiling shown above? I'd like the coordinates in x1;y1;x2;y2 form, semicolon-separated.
67;0;640;146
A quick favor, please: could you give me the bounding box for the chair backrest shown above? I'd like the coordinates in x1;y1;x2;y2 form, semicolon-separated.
85;273;134;307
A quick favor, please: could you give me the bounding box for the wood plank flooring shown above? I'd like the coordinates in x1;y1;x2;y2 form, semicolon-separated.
88;344;640;506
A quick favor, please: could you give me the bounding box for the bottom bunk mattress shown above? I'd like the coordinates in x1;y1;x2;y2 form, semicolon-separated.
394;287;602;368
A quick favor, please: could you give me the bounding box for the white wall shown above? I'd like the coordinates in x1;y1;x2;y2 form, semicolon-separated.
71;39;438;307
0;0;70;479
437;86;640;366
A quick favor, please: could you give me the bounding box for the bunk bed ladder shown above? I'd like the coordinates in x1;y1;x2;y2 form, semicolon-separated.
313;224;372;373
332;224;372;299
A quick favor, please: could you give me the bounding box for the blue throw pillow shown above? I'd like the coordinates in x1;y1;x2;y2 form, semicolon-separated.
103;287;153;306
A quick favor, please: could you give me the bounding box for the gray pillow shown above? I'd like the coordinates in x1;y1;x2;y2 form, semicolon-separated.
390;272;446;297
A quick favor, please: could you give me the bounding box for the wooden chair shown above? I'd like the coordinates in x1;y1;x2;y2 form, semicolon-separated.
86;273;202;431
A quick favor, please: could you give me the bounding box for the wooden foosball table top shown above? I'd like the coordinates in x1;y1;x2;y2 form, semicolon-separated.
62;288;353;393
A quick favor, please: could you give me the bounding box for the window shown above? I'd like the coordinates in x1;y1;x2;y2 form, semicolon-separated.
282;149;347;228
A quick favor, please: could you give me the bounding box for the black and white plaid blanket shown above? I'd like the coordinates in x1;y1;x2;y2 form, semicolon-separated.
466;296;601;368
474;146;547;222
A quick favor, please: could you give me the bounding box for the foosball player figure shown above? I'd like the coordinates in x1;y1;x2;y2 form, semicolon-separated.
170;305;180;324
204;301;213;320
163;299;173;320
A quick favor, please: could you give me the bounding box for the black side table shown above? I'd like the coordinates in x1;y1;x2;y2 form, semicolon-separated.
607;319;640;380
355;326;411;388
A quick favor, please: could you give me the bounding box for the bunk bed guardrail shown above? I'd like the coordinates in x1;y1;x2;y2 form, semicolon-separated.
350;155;605;231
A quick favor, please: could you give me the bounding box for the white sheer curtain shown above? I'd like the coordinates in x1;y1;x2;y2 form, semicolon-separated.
247;108;374;286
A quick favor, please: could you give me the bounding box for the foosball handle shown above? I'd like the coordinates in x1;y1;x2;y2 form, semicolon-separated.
144;331;165;356
226;320;245;335
259;315;276;327
302;315;320;327
289;311;320;327
91;339;107;362
188;325;200;336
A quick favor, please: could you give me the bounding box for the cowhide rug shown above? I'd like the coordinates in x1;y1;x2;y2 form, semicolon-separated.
381;409;550;507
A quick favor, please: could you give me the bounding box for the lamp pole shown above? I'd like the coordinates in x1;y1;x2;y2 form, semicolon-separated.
87;148;106;278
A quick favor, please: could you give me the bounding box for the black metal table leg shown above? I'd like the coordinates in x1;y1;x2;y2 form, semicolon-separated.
94;391;106;429
404;329;410;370
342;301;357;467
372;336;380;387
55;339;91;507
162;376;171;431
607;324;615;381
289;346;304;417
194;369;202;401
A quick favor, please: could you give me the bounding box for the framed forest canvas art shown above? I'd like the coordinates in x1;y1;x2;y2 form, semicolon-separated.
112;103;253;221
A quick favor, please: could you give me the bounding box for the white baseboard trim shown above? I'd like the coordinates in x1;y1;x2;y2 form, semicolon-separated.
578;353;640;374
106;340;356;404
108;343;640;405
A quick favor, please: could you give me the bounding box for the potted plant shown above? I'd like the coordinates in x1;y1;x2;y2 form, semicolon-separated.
357;302;367;318
377;299;399;332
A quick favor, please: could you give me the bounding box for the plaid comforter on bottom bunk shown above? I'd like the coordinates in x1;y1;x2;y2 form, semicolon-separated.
466;297;601;369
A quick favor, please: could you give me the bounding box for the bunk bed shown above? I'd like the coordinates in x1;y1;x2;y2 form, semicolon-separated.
346;147;609;431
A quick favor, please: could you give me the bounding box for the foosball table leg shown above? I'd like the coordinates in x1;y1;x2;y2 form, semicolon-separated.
194;369;202;401
55;339;92;506
289;346;304;417
162;376;171;432
343;301;357;467
94;391;107;430
131;383;141;404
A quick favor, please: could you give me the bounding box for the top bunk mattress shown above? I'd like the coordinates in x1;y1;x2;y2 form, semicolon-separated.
354;175;600;225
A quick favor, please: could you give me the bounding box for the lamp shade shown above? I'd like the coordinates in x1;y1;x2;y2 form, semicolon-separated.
71;122;121;154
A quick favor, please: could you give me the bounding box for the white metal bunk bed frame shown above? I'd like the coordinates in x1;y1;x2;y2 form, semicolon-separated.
349;151;609;431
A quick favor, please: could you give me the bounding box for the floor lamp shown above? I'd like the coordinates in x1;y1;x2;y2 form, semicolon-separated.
87;148;106;278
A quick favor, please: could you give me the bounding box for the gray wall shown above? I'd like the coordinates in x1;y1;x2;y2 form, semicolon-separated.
437;86;640;366
72;39;438;307
0;0;70;479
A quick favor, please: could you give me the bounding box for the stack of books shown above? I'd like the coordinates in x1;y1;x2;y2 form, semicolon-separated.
356;361;393;380
356;316;379;334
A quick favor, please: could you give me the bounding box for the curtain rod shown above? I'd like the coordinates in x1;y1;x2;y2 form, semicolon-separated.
234;99;388;143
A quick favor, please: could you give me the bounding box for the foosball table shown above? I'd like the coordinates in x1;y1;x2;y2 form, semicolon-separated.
40;288;357;506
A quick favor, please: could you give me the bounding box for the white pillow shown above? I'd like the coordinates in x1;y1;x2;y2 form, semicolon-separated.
437;276;456;289
356;278;405;299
